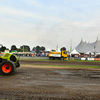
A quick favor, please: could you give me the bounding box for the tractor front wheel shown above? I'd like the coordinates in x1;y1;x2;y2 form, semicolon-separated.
0;60;16;75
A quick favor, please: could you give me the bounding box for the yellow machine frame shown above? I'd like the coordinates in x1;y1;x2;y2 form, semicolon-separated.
49;50;67;60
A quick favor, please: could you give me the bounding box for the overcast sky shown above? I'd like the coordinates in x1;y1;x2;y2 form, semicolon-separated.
0;0;100;50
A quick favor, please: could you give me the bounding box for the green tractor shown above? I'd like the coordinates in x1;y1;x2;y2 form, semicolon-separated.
0;53;20;75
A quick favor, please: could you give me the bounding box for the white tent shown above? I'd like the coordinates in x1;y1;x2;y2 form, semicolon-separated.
46;48;50;51
84;51;94;55
70;49;80;55
56;48;60;52
75;38;100;53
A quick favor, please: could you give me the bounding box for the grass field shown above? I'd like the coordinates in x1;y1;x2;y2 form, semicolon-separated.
20;57;100;62
21;63;100;69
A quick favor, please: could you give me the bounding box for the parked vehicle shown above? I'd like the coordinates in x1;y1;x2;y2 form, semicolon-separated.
49;50;67;60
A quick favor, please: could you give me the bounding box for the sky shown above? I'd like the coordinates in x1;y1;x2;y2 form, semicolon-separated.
0;0;100;51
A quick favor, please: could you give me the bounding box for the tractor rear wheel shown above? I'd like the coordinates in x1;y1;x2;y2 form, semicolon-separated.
0;60;16;75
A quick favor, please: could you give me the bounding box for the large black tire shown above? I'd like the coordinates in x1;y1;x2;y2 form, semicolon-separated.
0;60;16;75
61;57;64;60
49;57;52;60
16;60;20;68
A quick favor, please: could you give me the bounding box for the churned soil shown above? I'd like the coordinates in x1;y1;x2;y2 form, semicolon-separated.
0;60;100;100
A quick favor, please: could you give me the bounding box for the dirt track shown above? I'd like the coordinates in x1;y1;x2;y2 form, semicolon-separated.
0;60;100;100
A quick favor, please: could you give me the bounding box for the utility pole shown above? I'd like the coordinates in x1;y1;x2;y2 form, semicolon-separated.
23;45;24;52
93;46;96;57
70;38;72;52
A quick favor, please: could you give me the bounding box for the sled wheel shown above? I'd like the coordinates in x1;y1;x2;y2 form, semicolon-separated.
0;60;16;75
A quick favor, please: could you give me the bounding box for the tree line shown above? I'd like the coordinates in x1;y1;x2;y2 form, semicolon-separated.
0;45;66;53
